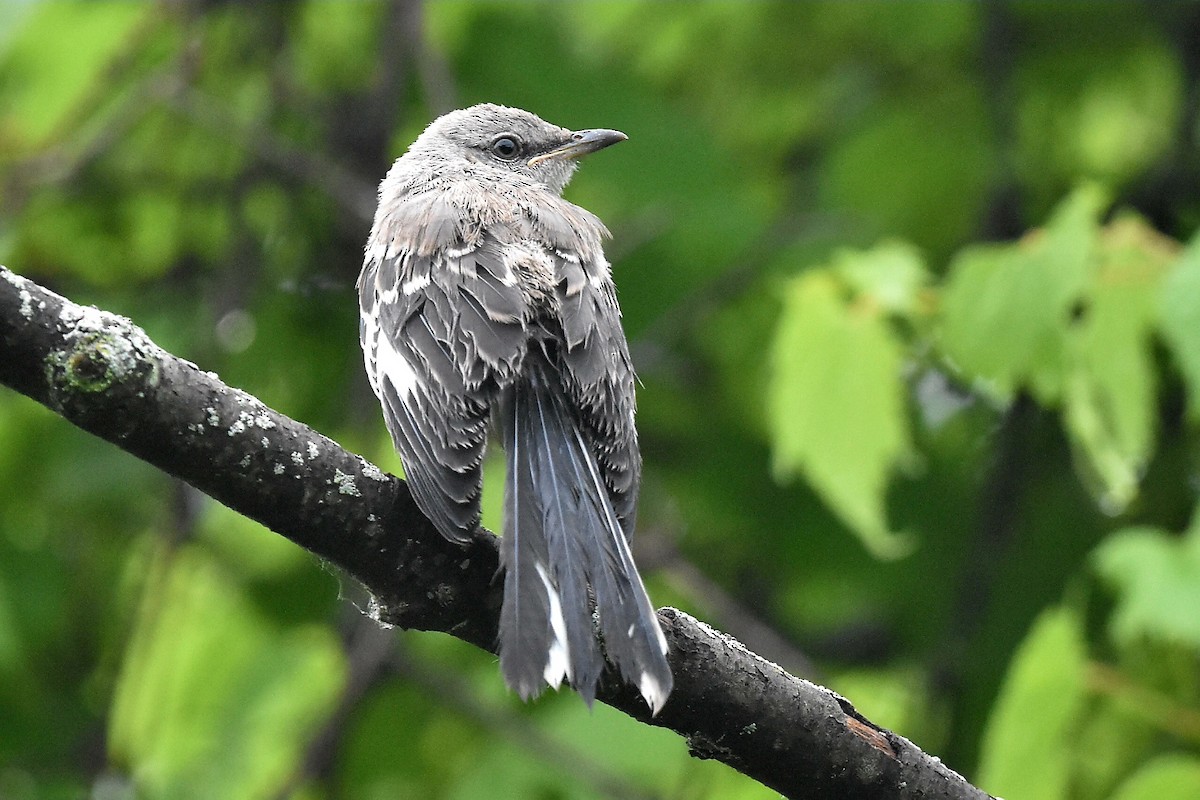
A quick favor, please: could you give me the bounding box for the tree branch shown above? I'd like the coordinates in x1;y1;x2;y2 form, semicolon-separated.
0;265;993;800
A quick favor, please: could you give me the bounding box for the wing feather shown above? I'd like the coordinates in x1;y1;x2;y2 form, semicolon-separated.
553;251;641;535
359;223;528;543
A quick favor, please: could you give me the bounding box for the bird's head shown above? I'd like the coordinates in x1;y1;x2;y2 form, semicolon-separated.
408;103;627;195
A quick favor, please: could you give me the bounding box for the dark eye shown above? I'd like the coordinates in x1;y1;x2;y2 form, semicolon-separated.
490;136;520;160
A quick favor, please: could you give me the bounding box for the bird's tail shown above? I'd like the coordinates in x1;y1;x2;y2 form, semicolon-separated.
497;351;672;713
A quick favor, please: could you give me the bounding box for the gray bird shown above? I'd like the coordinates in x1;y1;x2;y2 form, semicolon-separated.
358;104;672;712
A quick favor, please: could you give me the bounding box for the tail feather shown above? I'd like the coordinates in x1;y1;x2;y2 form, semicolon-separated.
497;353;672;712
566;423;670;709
499;374;602;700
497;387;558;700
527;385;606;700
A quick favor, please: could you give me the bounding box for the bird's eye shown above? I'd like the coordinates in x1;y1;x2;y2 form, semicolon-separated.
490;136;520;160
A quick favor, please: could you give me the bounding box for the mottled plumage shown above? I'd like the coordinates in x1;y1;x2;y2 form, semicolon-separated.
358;104;671;711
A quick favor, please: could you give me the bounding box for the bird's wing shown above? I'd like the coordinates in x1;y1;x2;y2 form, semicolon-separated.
359;200;528;543
553;247;642;537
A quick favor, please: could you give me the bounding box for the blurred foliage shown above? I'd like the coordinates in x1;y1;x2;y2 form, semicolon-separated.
2;2;1200;799
977;606;1088;800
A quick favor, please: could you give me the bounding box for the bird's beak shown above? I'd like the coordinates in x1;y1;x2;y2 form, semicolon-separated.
527;128;628;166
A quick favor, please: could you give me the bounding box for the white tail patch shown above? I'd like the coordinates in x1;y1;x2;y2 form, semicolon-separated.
639;670;669;715
536;563;571;688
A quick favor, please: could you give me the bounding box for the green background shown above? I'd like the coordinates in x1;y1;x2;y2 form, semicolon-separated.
2;2;1200;798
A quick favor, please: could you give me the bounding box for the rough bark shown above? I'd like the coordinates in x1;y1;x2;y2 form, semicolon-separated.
0;265;994;800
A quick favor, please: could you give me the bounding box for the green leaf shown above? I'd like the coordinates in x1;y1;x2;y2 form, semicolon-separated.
1109;755;1200;800
939;184;1108;401
939;187;1167;511
1092;515;1200;648
1062;216;1170;512
1159;233;1200;421
108;545;345;799
831;240;928;317
1070;693;1156;800
977;606;1087;800
769;267;912;558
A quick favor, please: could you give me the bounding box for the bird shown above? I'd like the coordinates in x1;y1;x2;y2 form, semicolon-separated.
357;104;672;712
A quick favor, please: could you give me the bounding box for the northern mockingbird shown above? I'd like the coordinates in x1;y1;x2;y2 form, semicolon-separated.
358;104;672;712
